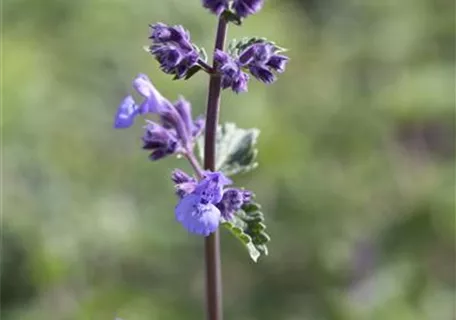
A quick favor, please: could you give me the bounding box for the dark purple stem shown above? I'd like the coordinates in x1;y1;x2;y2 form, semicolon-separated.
203;17;228;320
198;59;215;74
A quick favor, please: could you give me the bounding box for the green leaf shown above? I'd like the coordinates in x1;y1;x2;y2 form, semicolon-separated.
184;65;202;80
221;10;242;26
197;123;260;176
228;38;288;57
221;199;270;262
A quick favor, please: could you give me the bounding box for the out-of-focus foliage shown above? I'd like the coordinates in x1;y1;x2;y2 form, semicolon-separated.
2;0;454;319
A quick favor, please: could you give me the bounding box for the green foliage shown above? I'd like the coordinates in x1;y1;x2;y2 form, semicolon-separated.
227;37;287;56
197;123;260;176
221;200;270;262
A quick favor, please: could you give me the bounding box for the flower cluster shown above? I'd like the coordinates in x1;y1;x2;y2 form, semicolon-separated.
172;170;252;236
114;0;286;239
114;74;204;160
214;50;250;93
203;0;264;18
148;23;200;79
215;41;289;93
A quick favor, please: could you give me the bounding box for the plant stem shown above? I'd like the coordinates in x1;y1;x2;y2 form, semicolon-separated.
184;151;204;179
203;17;228;320
198;59;215;74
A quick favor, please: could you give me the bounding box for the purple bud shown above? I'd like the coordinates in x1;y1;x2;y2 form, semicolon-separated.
214;49;231;65
253;43;273;62
173;97;193;137
233;0;264;18
172;169;195;184
217;188;252;220
202;0;229;15
192;115;205;138
172;169;197;198
114;96;139;129
152;45;185;72
142;121;180;160
232;72;249;93
175;194;221;236
149;23;192;50
238;45;256;66
249;65;276;84
266;54;289;73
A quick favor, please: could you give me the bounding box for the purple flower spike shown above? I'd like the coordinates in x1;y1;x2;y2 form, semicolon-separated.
202;0;229;15
233;0;264;18
175;194;221;236
114;96;139;129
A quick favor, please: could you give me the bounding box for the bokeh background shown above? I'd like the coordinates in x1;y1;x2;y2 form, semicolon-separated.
3;0;455;319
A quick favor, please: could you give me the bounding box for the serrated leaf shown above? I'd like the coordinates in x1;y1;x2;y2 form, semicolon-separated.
230;37;287;57
221;199;270;262
197;123;260;176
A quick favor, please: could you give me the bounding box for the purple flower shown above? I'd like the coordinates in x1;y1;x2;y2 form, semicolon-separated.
233;0;264;18
217;188;252;220
238;42;289;84
214;49;250;94
202;0;229;15
148;23;200;79
174;171;233;236
132;74;172;114
114;96;139;129
175;194;221;236
114;74;205;160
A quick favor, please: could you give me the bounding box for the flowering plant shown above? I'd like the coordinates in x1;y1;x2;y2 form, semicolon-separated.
113;1;288;319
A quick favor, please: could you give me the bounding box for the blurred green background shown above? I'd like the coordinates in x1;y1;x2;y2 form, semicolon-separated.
3;0;455;319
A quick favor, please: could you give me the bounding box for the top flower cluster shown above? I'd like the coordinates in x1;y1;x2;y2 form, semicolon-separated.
203;0;264;18
146;0;288;94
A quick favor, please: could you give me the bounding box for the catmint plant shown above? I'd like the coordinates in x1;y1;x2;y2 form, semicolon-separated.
113;1;288;319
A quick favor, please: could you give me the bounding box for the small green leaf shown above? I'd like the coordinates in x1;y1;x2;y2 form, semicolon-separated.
184;65;202;80
221;10;242;26
221;199;270;262
197;123;260;176
229;37;287;56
